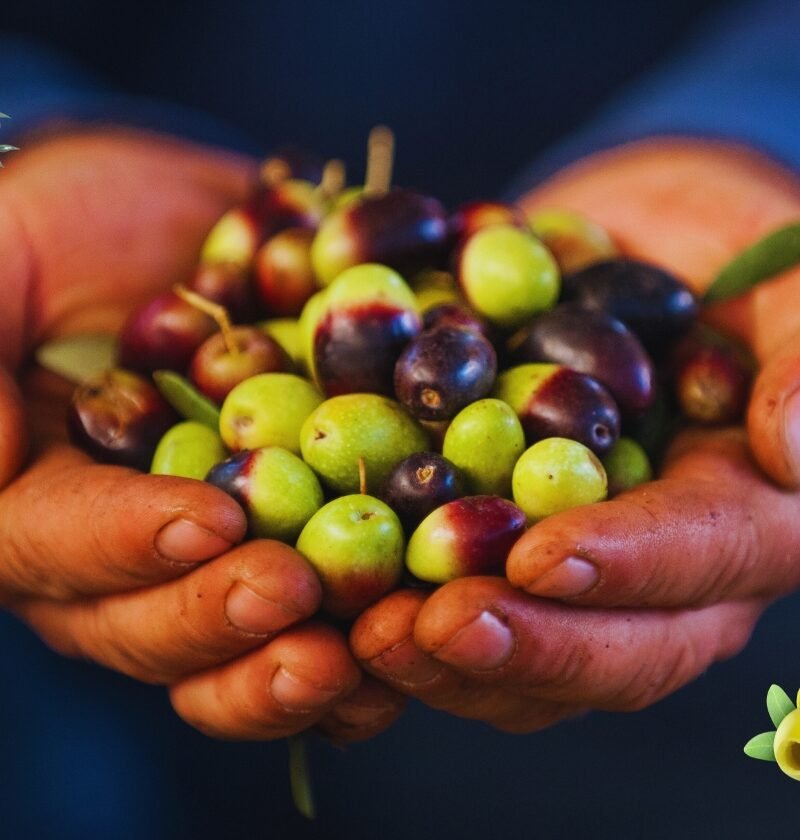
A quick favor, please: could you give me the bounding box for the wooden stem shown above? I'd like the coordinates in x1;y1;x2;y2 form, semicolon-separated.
173;284;239;355
318;159;346;199
364;125;394;197
358;456;368;495
260;157;291;187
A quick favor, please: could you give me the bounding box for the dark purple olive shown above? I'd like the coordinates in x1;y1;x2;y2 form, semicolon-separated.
380;452;467;532
394;326;497;420
313;264;423;397
560;259;698;355
422;303;491;338
494;364;620;455
68;369;177;470
118;292;218;374
508;303;655;416
189;262;256;323
313;189;450;284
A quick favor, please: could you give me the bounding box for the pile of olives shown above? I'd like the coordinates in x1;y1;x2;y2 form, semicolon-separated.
65;129;755;621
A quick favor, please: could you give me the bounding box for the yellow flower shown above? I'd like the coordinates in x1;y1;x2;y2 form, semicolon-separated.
774;708;800;780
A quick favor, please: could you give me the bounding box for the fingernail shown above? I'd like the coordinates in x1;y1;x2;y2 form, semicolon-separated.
434;611;515;671
270;667;340;712
783;389;800;480
225;582;300;635
525;556;599;599
370;637;442;686
156;518;233;564
330;701;398;728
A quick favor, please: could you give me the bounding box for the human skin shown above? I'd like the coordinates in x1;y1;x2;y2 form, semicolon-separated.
0;128;404;743
350;139;800;732
2;131;799;740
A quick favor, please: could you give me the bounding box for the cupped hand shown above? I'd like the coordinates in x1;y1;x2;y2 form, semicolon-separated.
0;128;404;742
351;138;800;732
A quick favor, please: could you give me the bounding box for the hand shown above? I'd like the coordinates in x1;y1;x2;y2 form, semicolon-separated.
0;128;405;743
350;138;800;732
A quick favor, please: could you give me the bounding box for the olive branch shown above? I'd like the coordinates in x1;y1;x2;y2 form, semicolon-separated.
0;113;18;167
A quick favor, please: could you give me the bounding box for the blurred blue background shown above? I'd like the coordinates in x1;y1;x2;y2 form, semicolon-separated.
2;1;799;837
3;0;732;202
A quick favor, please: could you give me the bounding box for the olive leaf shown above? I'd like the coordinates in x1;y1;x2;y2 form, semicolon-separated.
152;370;220;430
743;731;777;762
35;333;117;384
767;684;795;728
704;222;800;303
288;735;316;820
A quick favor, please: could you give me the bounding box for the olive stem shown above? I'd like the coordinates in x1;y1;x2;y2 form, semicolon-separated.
358;456;368;495
173;284;240;355
287;735;316;820
364;125;394;197
318;159;346;199
260;157;291;186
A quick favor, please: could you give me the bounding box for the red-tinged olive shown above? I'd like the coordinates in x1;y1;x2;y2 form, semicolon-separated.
205;447;323;543
670;325;755;424
68;369;177;470
189;262;256;323
448;200;529;241
509;303;655;417
405;496;526;583
560;259;698;355
379;452;468;532
202;181;327;267
494;363;620;455
118;291;218;374
394;326;497;421
313;264;422;396
422;302;491;338
190;326;293;403
311;189;449;285
254;227;319;317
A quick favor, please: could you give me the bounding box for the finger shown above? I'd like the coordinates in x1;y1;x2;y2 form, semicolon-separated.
506;429;800;607
413;576;761;710
169;623;361;740
316;677;407;745
16;540;321;684
350;591;577;729
0;445;246;602
746;329;800;488
0;367;28;488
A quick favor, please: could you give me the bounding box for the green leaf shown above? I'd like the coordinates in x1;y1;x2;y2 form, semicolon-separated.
0;145;18;152
767;684;795;728
152;370;220;430
744;731;777;762
705;222;800;303
0;113;10;119
35;333;117;384
287;735;316;819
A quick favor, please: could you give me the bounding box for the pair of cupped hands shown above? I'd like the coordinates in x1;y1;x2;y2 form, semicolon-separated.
1;127;799;744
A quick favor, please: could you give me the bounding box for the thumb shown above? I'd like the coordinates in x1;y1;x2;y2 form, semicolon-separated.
0;367;27;488
747;329;800;488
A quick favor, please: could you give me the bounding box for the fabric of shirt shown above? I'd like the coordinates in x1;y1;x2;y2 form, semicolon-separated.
0;1;798;837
